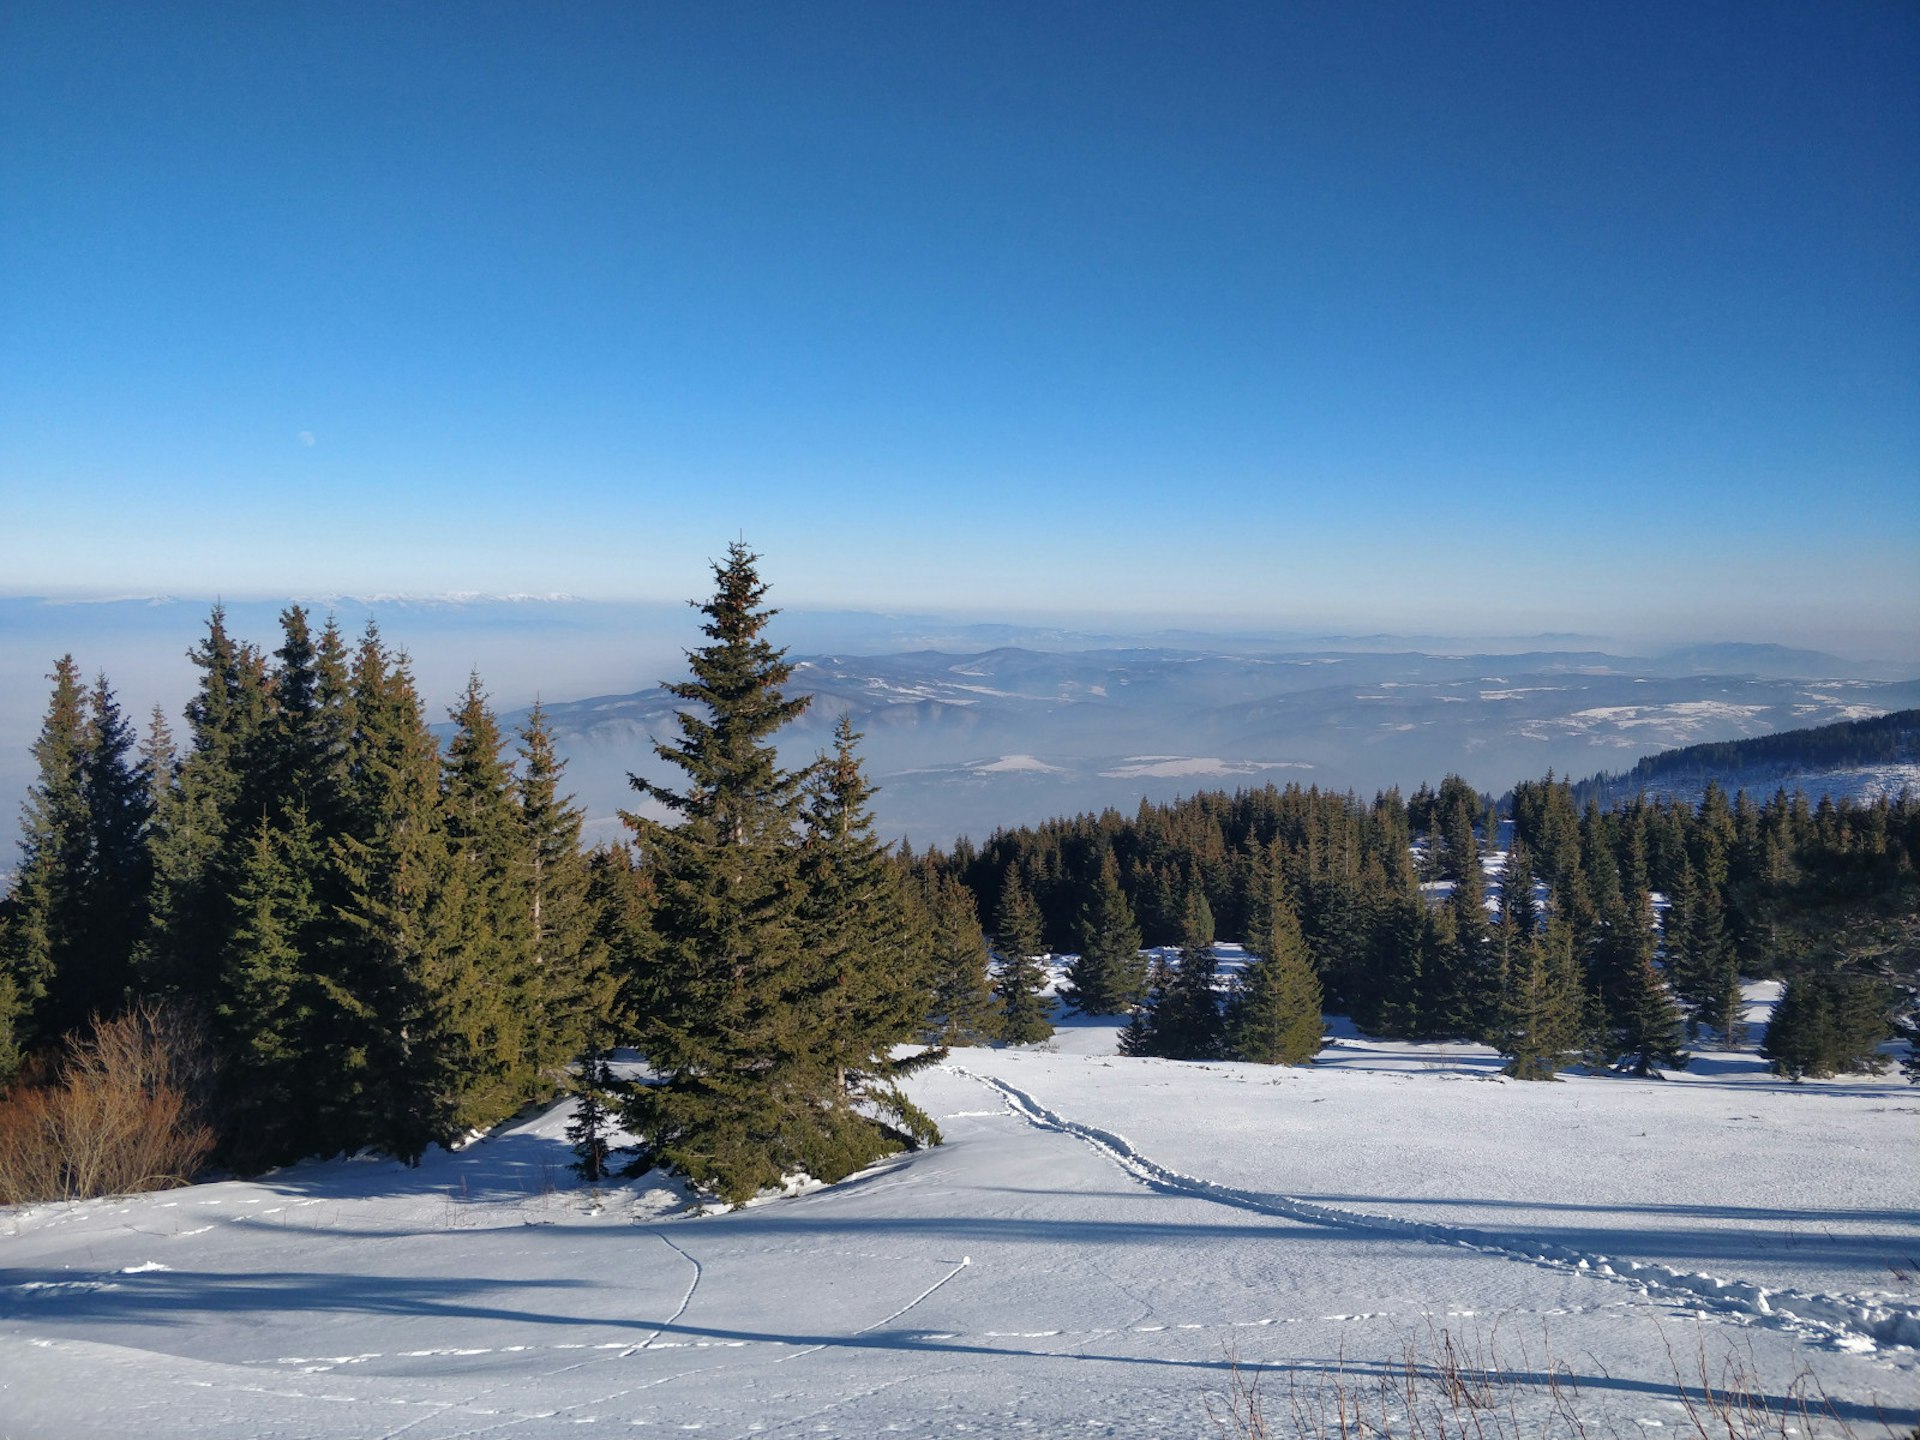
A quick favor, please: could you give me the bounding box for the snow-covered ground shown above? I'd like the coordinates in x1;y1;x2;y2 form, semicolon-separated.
3;978;1916;1438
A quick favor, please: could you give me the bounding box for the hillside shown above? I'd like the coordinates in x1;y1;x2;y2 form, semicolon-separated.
3;979;1916;1439
1568;709;1920;810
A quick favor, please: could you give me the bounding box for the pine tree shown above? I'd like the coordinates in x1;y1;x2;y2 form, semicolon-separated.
1063;848;1146;1015
1155;886;1224;1059
794;715;942;1160
566;1036;624;1182
1605;884;1688;1077
3;657;91;1044
439;674;539;1127
923;872;998;1045
143;606;270;1001
1761;967;1897;1080
1225;858;1322;1065
329;630;467;1162
1119;947;1174;1057
517;704;616;1083
217;810;323;1167
71;673;150;1024
1493;915;1588;1080
620;544;890;1204
992;869;1053;1044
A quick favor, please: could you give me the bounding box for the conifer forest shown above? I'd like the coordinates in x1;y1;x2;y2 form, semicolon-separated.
1;547;1916;1210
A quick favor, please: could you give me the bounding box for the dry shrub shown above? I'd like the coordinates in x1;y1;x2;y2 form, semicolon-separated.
0;1004;216;1204
1212;1323;1903;1440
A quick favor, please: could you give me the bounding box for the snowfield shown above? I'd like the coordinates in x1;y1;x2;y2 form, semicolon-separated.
2;980;1916;1438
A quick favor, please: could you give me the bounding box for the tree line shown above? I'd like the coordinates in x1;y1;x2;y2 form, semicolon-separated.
1567;707;1920;810
930;765;1919;1082
3;549;1915;1206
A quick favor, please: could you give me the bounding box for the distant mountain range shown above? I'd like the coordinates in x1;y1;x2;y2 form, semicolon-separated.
519;645;1920;848
4;594;1916;857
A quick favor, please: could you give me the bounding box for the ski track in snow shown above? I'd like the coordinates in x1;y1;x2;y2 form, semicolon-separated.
623;1230;703;1355
947;1066;1920;1360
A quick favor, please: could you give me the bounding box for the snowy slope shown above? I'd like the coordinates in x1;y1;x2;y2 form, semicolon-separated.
2;987;1916;1438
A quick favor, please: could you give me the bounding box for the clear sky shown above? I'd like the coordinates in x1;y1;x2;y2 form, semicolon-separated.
3;3;1916;651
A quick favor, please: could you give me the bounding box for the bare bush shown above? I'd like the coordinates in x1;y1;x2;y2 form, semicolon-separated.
0;1004;216;1204
1212;1324;1902;1440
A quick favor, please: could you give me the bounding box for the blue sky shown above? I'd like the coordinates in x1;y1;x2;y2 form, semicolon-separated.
3;3;1916;649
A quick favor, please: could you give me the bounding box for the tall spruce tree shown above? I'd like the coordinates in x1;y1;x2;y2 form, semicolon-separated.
1225;855;1322;1064
143;606;270;1000
923;872;998;1045
620;544;898;1204
795;715;942;1159
1155;886;1224;1060
440;674;539;1125
1492;914;1588;1080
1063;848;1146;1015
3;657;92;1044
217;810;323;1166
329;629;468;1161
1604;883;1688;1077
992;869;1053;1044
74;673;150;1024
1761;967;1898;1080
517;704;616;1082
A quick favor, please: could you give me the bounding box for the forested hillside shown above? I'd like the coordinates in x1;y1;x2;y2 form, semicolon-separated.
1568;708;1920;810
3;556;1916;1212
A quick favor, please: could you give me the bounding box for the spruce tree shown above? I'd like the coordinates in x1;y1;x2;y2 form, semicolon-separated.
567;1036;624;1182
1761;968;1897;1080
923;872;998;1045
1493;915;1588;1080
72;673;150;1024
217;810;323;1166
621;544;890;1204
330;629;467;1161
143;606;270;1001
1605;884;1688;1077
1155;886;1224;1059
1225;858;1322;1064
1063;848;1146;1015
3;657;91;1044
440;674;538;1125
1119;948;1174;1057
992;869;1053;1044
517;705;616;1082
794;715;942;1159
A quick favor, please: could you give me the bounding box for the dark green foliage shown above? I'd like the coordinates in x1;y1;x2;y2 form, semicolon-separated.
1226;855;1322;1065
2;660;152;1048
438;674;539;1128
619;545;935;1205
922;871;999;1045
1148;887;1224;1060
143;607;270;1001
1493;915;1589;1080
1761;967;1898;1080
4;657;92;1040
567;1038;624;1181
992;869;1053;1044
1599;885;1688;1077
1063;848;1146;1015
216;811;323;1168
518;706;618;1080
330;632;467;1162
797;715;944;1148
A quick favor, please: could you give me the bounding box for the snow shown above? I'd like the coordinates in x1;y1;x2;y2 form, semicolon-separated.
1098;757;1312;780
2;984;1916;1437
972;753;1064;774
